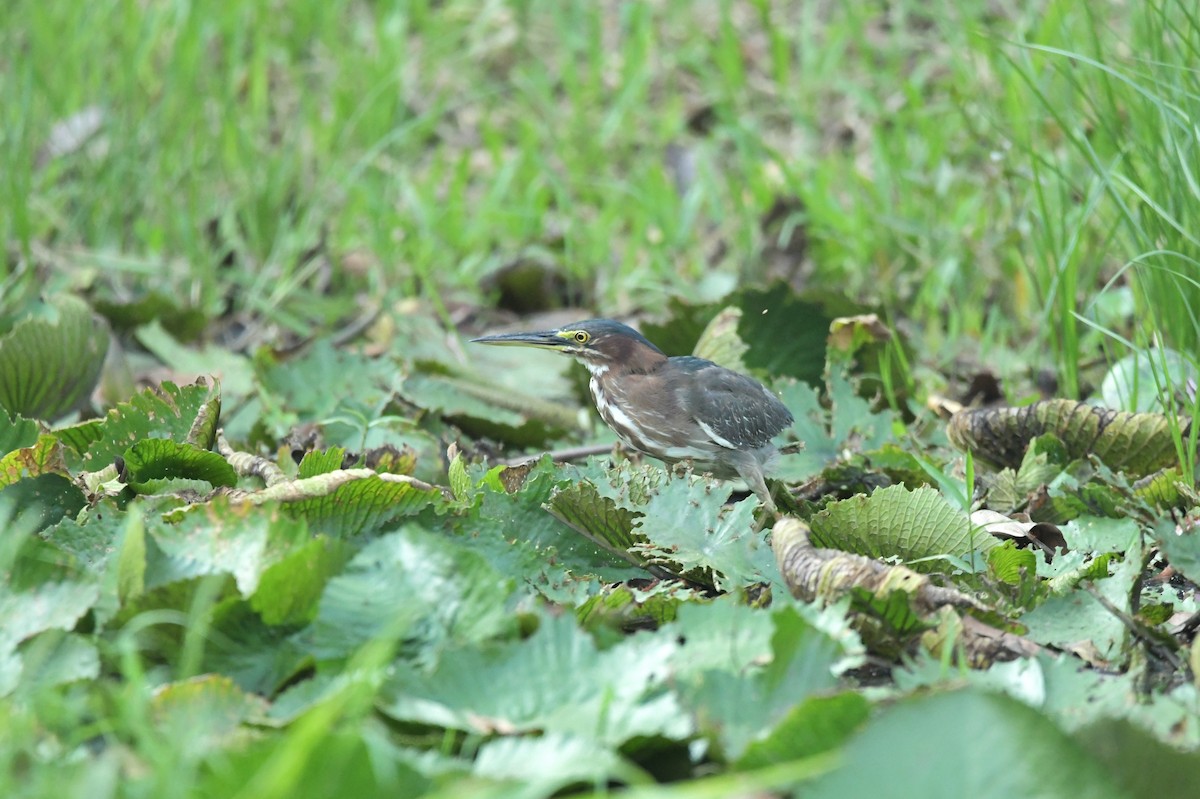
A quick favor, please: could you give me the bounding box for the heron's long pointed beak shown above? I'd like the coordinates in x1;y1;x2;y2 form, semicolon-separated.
469;329;568;350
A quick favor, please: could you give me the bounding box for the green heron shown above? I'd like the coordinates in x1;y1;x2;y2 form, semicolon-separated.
471;319;793;510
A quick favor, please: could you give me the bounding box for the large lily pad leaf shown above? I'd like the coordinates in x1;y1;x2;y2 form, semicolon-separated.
735;691;870;769
0;295;109;420
549;458;777;590
255;339;398;424
632;476;776;591
201;600;313;695
378;613;690;745
0;473;85;532
735;283;835;382
803;688;1127;799
809;484;997;568
678;607;846;760
463;458;642;602
640;283;856;384
296;525;516;663
148;674;269;758
0;580;100;697
145;500;312;596
472;732;637;790
11;631;99;695
250;536;353;626
773;371;896;483
1019;542;1140;664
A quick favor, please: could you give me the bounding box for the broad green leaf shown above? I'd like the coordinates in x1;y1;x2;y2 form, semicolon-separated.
736;283;836;382
773;371;896;483
0;409;39;455
297;447;347;477
147;500;311;595
1066;516;1140;553
664;598;775;677
462;458;642;603
39;511;127;575
736;692;870;769
0;295;109;420
115;508;146;603
0;580;100;696
809;484;997;568
1154;518;1200;586
0;473;85;532
256;339;397;421
552;457;777;591
546;478;645;563
400;371;576;448
202;600;312;695
379;613;690;745
692;306;749;372
212;469;443;537
194;723;430;799
987;540;1037;585
251;536;353;626
11;631;99;694
1100;349;1196;413
804;688;1127;798
472;733;637;788
0;581;99;645
447;451;471;502
632;476;775;590
680;607;844;760
56;379;222;471
575;581;693;633
1020;546;1141;664
0;434;68;487
298;525;515;662
120;438;237;493
150;674;269;757
1075;718;1200;791
134;319;255;399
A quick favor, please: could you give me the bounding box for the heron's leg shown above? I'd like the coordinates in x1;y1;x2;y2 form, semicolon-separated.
727;450;776;514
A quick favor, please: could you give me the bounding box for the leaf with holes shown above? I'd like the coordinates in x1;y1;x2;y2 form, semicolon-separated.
56;379;222;471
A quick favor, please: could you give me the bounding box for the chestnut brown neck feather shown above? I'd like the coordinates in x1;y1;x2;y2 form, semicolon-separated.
599;335;666;375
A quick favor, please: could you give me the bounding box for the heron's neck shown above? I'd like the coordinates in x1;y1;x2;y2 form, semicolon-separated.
582;349;666;378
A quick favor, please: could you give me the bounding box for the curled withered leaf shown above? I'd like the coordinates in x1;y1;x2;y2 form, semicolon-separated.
772;517;986;615
971;509;1068;554
827;314;891;359
772;518;1040;666
948;399;1186;476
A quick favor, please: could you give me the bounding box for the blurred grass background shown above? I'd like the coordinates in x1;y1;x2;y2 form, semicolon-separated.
2;0;1197;394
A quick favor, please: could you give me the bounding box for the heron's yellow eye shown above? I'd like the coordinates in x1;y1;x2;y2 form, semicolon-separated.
573;331;590;344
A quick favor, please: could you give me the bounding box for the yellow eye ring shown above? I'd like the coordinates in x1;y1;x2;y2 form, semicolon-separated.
573;331;590;344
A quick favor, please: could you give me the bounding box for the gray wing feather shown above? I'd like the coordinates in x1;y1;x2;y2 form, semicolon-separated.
682;363;793;449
